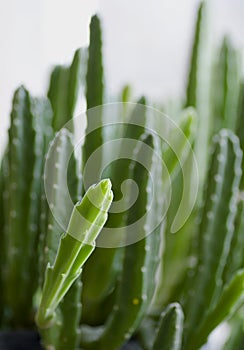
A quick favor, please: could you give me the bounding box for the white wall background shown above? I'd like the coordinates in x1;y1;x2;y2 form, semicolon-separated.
0;0;244;155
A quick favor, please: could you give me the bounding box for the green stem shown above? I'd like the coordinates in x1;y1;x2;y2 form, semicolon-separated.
36;179;113;330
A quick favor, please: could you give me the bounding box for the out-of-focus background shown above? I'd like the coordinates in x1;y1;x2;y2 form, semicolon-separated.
1;0;244;153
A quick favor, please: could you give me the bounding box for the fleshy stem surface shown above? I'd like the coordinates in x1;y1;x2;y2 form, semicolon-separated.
35;179;113;329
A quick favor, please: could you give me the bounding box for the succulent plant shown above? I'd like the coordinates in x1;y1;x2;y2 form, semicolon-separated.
1;1;244;350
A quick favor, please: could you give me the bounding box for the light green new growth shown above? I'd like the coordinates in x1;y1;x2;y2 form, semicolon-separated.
36;179;113;329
